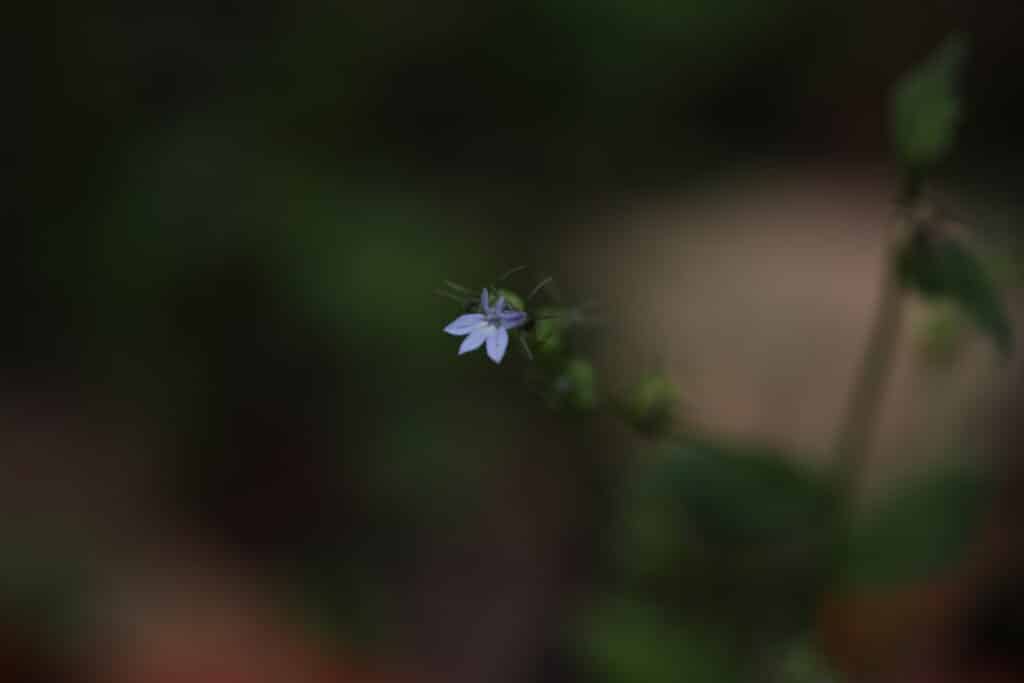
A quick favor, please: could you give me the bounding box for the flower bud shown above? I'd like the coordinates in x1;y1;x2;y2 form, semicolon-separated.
533;315;567;355
496;289;526;312
550;358;597;412
624;374;677;436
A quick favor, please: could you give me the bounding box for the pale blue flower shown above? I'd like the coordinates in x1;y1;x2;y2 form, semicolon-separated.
444;288;528;363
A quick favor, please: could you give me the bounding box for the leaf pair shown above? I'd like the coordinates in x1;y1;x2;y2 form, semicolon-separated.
896;230;1013;356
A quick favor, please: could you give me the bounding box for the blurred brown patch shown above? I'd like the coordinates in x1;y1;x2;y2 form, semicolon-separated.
574;165;1021;489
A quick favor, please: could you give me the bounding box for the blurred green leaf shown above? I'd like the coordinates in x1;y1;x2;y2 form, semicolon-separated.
843;462;987;587
914;300;969;369
582;598;738;683
613;441;835;635
630;441;833;548
779;636;844;683
889;33;968;171
897;232;1013;356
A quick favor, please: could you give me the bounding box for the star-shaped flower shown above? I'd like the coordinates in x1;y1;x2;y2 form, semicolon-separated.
444;288;528;363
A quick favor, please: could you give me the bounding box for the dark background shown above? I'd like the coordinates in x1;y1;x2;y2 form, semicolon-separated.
6;2;1024;681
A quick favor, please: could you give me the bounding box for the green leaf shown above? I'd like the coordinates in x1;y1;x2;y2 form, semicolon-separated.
843;463;987;587
889;33;968;171
625;441;833;549
581;598;738;683
897;232;1013;356
612;441;835;635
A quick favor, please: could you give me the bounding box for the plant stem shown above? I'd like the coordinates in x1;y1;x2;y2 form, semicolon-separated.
832;234;907;514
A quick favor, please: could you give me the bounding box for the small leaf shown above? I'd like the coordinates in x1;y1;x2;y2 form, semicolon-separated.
889;33;968;172
897;232;1013;356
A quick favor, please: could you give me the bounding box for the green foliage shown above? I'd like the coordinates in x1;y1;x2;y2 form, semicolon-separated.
843;462;987;587
590;439;841;680
581;598;738;683
779;636;844;683
632;441;832;548
897;231;1013;356
533;313;569;356
613;441;835;636
622;374;678;437
889;33;968;173
549;358;599;412
496;288;526;313
914;300;969;368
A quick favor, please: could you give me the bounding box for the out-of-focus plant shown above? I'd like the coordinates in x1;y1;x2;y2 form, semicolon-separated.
435;32;1011;683
836;32;1010;506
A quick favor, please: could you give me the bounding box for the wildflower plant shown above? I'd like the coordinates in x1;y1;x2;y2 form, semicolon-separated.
435;32;1013;683
436;266;554;363
438;266;669;428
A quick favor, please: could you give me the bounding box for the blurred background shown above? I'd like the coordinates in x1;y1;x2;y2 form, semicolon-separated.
8;1;1024;681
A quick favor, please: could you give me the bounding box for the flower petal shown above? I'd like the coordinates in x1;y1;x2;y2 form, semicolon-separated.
444;313;485;335
486;327;509;363
459;325;492;354
480;288;491;314
499;311;528;329
495;295;506;314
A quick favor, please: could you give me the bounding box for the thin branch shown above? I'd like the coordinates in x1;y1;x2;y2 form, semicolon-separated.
833;220;908;515
527;276;553;301
518;334;534;361
443;280;474;294
433;289;470;304
498;265;527;281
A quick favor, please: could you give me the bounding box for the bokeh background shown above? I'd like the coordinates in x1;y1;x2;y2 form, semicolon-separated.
8;1;1024;681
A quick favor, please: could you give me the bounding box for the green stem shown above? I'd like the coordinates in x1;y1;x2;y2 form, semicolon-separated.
832;237;906;514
